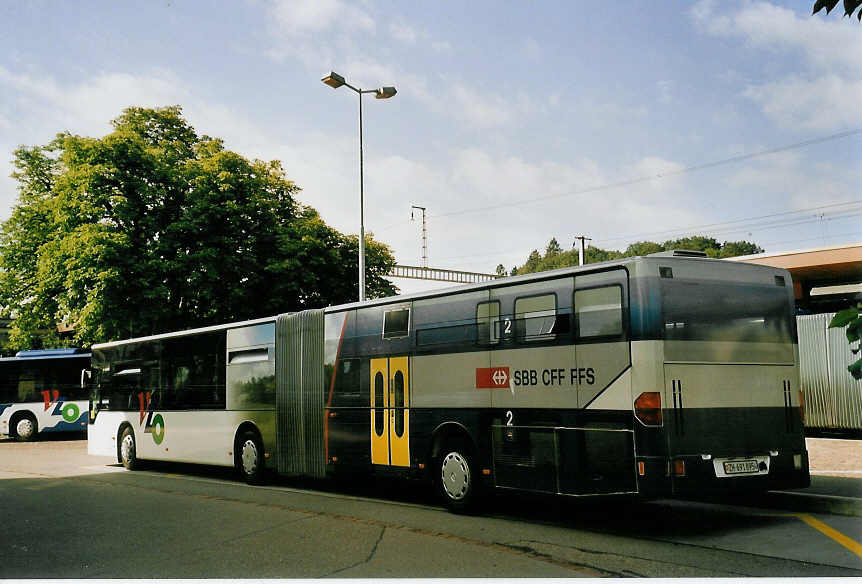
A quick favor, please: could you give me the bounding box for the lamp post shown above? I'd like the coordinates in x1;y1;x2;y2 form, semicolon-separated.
322;71;397;302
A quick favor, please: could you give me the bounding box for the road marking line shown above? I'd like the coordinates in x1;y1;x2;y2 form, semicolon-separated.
795;514;862;558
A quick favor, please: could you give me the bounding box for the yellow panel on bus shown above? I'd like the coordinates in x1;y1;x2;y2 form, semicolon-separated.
370;358;390;465
389;356;410;467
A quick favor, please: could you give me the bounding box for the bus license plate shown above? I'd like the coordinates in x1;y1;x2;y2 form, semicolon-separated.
724;460;759;474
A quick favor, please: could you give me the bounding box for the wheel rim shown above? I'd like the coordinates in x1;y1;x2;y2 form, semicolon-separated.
241;439;259;476
17;419;34;440
121;434;135;465
441;451;470;501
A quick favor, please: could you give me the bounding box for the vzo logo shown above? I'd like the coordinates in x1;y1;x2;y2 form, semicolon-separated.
40;389;81;423
136;392;166;445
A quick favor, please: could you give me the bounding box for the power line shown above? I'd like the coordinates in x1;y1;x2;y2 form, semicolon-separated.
599;199;862;245
432;200;862;263
430;128;862;219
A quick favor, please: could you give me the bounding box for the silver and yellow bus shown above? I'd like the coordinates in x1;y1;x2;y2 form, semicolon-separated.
88;251;809;510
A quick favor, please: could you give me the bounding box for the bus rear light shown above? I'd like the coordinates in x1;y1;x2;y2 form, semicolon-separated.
638;461;645;476
673;459;685;476
634;392;662;426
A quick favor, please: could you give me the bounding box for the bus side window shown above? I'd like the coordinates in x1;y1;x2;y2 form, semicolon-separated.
476;301;500;346
383;308;410;340
335;358;360;397
514;294;557;342
575;286;623;339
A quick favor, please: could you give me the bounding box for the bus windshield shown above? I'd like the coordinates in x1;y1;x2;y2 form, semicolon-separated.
661;279;795;364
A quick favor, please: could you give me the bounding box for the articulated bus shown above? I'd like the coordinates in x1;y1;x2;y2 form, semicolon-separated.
87;252;809;510
0;349;91;440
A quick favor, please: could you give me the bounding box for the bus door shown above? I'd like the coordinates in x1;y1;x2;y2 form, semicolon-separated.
370;357;410;467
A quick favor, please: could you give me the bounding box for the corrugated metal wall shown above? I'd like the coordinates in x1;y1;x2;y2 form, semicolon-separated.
276;309;326;478
798;312;862;431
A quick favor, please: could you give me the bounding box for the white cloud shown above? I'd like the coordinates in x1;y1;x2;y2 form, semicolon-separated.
448;85;513;128
656;80;674;105
522;38;542;59
743;75;862;131
390;22;418;44
0;66;190;137
691;1;862;130
270;0;374;36
431;40;453;53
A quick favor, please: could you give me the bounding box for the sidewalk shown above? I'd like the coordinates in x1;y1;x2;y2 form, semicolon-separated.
807;437;862;480
759;437;862;517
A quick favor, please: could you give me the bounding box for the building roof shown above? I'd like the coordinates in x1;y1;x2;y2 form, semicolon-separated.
731;243;862;288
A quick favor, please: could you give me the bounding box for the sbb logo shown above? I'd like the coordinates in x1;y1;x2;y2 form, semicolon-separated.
475;367;511;389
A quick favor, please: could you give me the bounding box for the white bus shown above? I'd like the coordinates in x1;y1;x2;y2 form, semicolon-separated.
0;349;91;440
88;252;809;510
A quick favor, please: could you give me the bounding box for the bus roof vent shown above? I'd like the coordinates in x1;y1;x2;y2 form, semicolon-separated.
648;249;708;258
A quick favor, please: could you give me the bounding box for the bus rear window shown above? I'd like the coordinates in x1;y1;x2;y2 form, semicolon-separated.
661;279;794;363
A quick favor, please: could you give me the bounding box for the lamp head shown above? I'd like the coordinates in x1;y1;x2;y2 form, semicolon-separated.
322;72;346;89
375;86;397;99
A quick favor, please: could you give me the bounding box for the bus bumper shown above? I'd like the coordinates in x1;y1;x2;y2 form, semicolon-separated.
667;450;811;495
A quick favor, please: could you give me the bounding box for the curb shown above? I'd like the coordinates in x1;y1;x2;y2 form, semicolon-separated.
754;491;862;518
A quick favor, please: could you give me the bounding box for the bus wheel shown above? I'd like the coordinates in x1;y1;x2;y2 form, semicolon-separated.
15;415;37;442
237;431;265;485
119;427;138;470
438;441;478;513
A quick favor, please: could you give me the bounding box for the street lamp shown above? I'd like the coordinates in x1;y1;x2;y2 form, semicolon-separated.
322;71;397;302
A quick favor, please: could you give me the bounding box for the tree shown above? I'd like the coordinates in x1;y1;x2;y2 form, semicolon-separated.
0;106;397;349
624;241;664;257
662;236;722;257
718;241;763;258
545;238;563;257
829;304;862;379
813;0;862;21
508;236;764;276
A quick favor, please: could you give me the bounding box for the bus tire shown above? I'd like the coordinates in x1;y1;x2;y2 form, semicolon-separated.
437;440;479;513
237;430;265;485
14;414;37;442
119;426;138;470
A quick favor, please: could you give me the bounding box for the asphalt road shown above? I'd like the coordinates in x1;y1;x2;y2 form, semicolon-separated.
0;437;860;578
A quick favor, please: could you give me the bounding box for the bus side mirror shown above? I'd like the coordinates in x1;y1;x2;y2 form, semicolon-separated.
81;369;92;389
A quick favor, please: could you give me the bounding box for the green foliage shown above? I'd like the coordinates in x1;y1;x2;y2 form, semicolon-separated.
813;0;862;21
829;304;862;380
508;236;762;276
0;106;397;349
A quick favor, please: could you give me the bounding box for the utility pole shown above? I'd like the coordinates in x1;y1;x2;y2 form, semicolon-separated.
411;205;428;268
574;235;591;266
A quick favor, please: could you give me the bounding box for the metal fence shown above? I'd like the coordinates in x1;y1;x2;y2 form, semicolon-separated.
798;312;862;431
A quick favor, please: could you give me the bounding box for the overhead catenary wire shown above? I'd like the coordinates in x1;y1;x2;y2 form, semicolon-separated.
365;128;860;268
369;128;860;237
427;128;862;220
431;201;862;263
598;199;862;246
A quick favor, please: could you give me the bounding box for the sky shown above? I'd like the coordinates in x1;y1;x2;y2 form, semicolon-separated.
0;0;860;296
